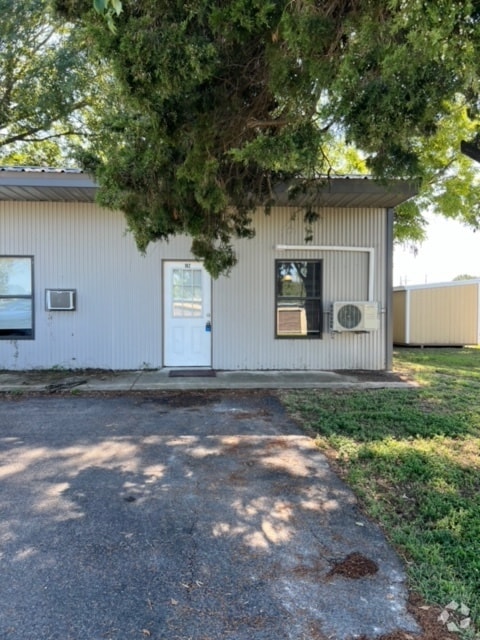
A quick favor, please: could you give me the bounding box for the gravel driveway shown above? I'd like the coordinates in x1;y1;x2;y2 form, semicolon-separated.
0;392;419;640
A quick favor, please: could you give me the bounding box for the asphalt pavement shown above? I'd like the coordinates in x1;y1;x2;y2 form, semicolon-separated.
0;390;420;640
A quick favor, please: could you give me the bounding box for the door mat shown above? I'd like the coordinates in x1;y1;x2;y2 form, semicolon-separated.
169;369;217;378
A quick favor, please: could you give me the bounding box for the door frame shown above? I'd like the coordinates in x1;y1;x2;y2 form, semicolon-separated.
162;260;212;367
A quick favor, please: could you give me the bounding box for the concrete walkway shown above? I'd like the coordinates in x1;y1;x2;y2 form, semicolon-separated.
0;368;414;393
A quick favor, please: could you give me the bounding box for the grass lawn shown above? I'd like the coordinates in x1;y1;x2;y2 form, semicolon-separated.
282;347;480;635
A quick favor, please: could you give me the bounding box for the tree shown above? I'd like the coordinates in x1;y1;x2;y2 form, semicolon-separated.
54;0;480;276
0;0;110;160
453;274;478;281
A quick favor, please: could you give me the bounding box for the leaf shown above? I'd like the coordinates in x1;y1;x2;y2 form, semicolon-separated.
438;610;449;624
93;0;107;13
111;0;123;16
106;13;117;34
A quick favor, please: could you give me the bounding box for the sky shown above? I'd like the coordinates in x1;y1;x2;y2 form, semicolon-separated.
393;212;480;286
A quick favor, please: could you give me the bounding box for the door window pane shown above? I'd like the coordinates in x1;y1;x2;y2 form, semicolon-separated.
172;268;203;317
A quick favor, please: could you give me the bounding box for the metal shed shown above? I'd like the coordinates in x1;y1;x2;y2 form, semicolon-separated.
393;280;480;346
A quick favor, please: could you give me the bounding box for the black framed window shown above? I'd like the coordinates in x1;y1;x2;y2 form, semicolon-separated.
275;260;323;338
0;256;34;339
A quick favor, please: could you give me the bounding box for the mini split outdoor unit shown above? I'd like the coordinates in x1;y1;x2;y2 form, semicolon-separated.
331;301;379;332
45;289;76;311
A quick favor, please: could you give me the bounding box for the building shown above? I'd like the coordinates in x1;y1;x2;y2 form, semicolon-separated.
393;280;480;346
0;168;416;371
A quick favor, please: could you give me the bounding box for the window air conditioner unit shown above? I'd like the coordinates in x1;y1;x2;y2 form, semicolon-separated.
277;306;307;336
332;301;379;332
46;289;76;311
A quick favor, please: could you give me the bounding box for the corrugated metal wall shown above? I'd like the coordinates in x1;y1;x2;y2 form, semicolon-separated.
213;207;388;370
0;202;389;370
0;202;189;369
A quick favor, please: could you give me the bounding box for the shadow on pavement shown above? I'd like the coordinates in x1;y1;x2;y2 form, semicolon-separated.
0;393;419;640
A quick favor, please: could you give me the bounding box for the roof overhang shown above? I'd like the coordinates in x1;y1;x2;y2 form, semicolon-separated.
0;168;97;202
272;177;418;208
0;168;418;208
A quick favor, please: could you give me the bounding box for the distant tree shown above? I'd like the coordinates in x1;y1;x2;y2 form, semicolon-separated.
453;274;479;281
0;141;66;167
0;0;112;162
52;0;480;275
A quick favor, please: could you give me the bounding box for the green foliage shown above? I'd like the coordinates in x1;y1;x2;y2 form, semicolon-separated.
393;200;428;245
93;0;122;33
402;100;480;236
0;0;117;166
453;274;479;281
0;0;123;176
55;0;480;274
0;141;65;167
282;347;480;626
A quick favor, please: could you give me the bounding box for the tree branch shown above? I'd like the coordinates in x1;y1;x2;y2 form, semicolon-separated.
0;128;82;148
246;117;290;129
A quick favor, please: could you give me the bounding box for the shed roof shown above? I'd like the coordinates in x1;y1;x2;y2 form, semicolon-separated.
0;167;417;208
394;279;480;292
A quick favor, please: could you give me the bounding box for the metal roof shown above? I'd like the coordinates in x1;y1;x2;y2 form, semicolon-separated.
394;278;480;291
272;177;418;208
0;168;97;202
0;167;418;208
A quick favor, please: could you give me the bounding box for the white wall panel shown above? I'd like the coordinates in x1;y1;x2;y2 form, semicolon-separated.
0;202;191;369
212;207;387;370
0;202;388;370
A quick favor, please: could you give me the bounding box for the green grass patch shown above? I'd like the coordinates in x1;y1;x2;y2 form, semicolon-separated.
282;347;480;630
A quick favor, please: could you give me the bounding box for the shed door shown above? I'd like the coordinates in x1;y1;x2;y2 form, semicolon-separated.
164;261;212;367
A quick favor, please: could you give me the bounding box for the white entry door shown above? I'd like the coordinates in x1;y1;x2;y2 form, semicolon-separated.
164;261;212;367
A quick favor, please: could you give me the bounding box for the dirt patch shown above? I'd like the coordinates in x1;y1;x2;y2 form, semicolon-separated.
335;369;410;383
291;559;327;579
357;593;461;640
0;368;120;384
231;409;272;420
265;437;290;450
137;391;220;407
327;552;378;579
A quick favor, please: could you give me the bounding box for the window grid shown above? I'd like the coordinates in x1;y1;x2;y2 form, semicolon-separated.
172;268;203;318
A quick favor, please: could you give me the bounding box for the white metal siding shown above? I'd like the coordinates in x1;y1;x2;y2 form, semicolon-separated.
0;202;388;370
0;202;191;369
213;207;387;370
